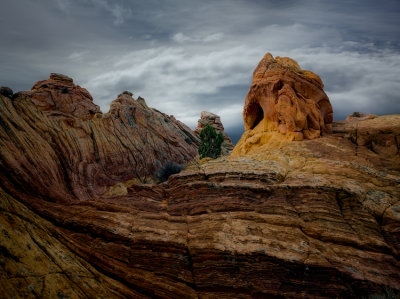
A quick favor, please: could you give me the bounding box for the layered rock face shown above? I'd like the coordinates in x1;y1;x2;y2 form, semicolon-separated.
0;74;199;204
2;114;399;298
194;111;234;154
0;188;143;298
1;68;400;298
29;73;101;120
238;53;333;154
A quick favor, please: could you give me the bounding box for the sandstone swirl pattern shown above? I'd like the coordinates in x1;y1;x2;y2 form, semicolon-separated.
0;74;199;202
1;63;400;298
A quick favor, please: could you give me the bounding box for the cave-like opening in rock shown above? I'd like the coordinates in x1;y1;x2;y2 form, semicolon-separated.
252;104;264;129
247;102;264;130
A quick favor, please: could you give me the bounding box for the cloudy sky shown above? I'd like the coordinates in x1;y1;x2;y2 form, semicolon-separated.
1;0;400;143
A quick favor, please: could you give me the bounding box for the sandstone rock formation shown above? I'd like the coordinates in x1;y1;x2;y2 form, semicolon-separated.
194;111;234;154
1;70;400;298
241;53;333;150
335;113;400;159
0;188;143;298
2;113;399;298
0;74;199;203
29;73;101;120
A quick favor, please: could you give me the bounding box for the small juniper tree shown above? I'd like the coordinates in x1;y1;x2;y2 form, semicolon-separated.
199;123;224;159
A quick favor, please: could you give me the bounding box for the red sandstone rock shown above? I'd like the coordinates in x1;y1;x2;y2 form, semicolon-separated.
0;75;199;202
30;73;101;120
243;53;333;141
194;111;234;154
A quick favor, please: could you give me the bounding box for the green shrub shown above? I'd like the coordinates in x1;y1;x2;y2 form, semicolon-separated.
154;161;184;182
198;123;223;159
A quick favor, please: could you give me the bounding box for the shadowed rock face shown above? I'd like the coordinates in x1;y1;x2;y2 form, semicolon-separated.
243;53;333;141
0;87;13;98
194;111;234;154
1;71;400;298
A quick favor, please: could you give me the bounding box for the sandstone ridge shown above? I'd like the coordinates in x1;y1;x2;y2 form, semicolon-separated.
0;75;199;202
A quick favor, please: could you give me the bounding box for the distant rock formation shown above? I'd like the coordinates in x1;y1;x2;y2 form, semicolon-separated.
29;73;101;120
345;111;377;122
234;53;333;155
194;111;234;154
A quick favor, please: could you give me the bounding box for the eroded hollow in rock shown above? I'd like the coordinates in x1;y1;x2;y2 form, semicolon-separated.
245;102;265;130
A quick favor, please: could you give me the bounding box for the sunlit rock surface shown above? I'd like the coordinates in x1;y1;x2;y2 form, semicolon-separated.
235;53;333;156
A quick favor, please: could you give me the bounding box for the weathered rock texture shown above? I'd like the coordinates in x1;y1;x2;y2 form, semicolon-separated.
242;53;333;146
1;73;400;298
194;111;234;154
0;74;199;203
30;73;101;120
0;188;143;298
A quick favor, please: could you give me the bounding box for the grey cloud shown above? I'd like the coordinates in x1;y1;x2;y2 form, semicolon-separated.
54;0;133;25
172;32;224;44
292;47;400;118
1;0;400;143
226;124;245;145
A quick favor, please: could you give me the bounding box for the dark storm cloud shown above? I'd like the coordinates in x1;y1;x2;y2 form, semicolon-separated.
1;0;400;143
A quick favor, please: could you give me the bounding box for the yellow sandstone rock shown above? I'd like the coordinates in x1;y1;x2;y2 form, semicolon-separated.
235;53;333;156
